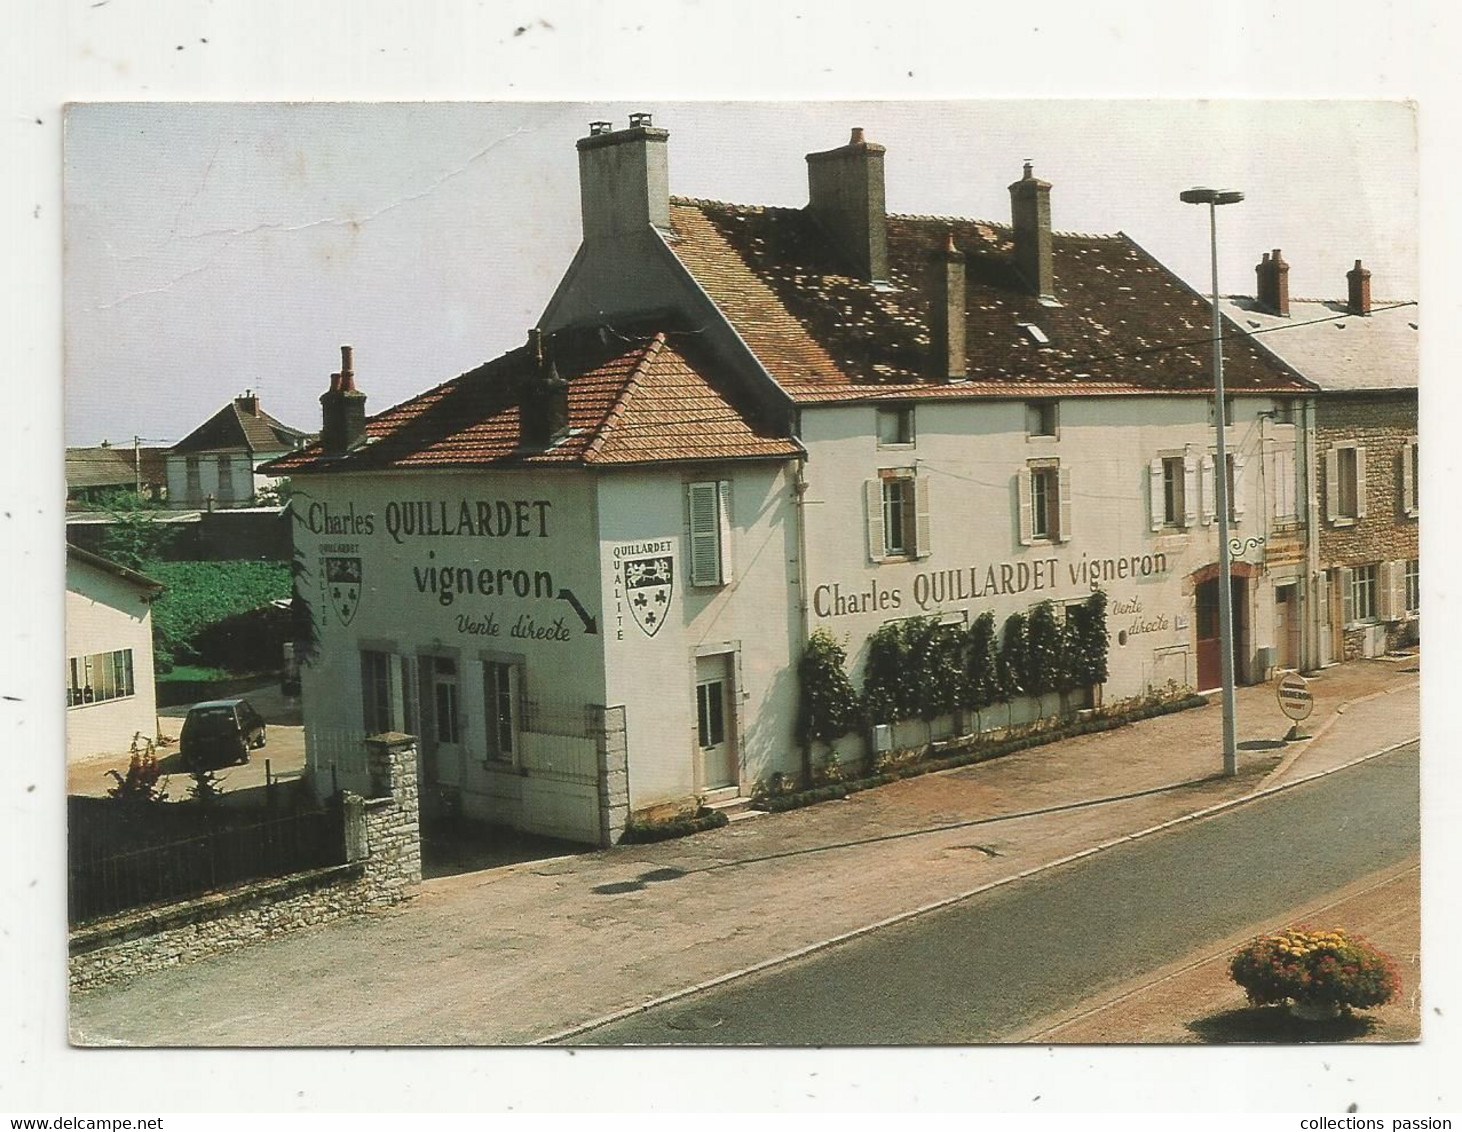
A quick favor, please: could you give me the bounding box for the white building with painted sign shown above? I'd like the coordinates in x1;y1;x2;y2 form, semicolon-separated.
271;116;1318;845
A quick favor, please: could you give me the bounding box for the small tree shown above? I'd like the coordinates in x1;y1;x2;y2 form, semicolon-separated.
863;620;917;727
1026;601;1064;719
962;611;1002;733
187;767;226;809
797;629;861;781
94;489;177;571
1081;589;1110;688
909;618;964;739
998;610;1029;709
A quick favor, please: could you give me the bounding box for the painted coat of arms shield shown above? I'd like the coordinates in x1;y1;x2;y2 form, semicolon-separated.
623;554;673;638
324;556;363;626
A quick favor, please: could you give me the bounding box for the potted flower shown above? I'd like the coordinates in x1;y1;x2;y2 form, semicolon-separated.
1229;926;1401;1020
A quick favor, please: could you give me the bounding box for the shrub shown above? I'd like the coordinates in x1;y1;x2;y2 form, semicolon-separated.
796;630;861;747
909;618;964;724
1026;601;1064;708
863;620;917;725
144;560;292;671
998;611;1029;699
962;611;1002;721
1229;927;1401;1011
620;806;729;844
105;736;169;806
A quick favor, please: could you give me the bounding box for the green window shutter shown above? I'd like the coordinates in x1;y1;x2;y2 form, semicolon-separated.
688;481;721;586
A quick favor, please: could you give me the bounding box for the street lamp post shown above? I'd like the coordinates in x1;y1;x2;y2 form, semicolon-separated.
1180;186;1244;777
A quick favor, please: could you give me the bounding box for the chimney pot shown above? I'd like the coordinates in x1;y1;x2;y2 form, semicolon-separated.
320;347;367;454
1346;258;1372;316
589;120;612;135
1256;248;1290;316
930;232;967;381
805;128;889;282
1008;162;1055;300
629;112;653;129
576;117;671;239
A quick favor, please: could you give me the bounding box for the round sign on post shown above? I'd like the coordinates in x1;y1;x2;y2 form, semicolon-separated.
1277;672;1314;725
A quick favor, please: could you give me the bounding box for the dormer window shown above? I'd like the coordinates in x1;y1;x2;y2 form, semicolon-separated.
1019;322;1050;346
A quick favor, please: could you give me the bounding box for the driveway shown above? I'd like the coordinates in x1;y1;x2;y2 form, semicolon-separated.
67;677;306;800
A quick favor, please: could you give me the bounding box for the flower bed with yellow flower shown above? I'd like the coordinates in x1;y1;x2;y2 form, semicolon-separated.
1229;927;1401;1011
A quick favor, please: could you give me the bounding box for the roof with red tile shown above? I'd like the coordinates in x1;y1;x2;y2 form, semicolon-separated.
266;329;802;475
667;198;1314;399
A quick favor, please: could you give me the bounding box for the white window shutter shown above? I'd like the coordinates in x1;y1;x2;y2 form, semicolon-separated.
688;482;721;586
1401;440;1415;516
1325;447;1340;523
1183;456;1198;528
1230;454;1247;523
1314;573;1329;625
1149;458;1164;532
913;476;932;559
1273;448;1295;519
866;480;886;562
1199;455;1215;525
1017;469;1033;546
716;480;734;584
1057;466;1073;543
1388;560;1406;622
1340;566;1354;626
1354;445;1368;519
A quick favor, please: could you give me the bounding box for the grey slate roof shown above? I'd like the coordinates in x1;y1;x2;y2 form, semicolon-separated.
1218;297;1418;393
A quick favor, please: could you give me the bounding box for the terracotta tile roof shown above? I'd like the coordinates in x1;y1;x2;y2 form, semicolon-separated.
667;199;1314;399
170;398;310;456
266;329;802;475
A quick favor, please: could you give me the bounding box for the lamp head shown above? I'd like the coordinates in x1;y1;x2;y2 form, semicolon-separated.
1180;187;1245;206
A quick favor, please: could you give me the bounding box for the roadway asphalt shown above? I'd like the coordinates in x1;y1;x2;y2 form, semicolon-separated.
572;743;1419;1045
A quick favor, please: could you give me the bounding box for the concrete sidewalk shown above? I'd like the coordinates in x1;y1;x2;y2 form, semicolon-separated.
68;655;1420;1047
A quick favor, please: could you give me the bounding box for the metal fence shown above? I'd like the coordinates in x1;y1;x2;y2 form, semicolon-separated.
517;698;602;785
68;805;345;926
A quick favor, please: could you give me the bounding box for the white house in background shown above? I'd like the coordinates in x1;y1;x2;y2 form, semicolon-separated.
165;392;310;509
65;546;163;762
268;115;1321;848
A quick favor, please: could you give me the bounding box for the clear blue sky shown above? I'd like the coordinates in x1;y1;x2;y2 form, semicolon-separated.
64;100;1416;447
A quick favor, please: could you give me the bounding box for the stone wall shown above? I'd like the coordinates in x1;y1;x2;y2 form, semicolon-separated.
594;705;629;846
69;734;422;992
1317;392;1419;567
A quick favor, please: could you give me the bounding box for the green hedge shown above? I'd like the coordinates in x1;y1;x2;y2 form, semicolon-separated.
619;807;730;844
755;693;1209;814
143;560;292;670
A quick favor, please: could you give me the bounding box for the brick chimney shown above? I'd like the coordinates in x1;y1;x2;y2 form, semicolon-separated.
929;231;967;380
1346;259;1372;315
520;329;570;449
1255;249;1291;317
319;345;367;455
235;390;259;416
576;113;671;242
806;127;888;283
1008;162;1055;301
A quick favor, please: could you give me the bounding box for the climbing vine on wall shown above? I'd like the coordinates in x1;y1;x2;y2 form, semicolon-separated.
796;629;862;747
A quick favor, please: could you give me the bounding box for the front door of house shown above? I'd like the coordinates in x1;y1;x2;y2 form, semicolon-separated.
1274;584;1299;670
1195;575;1247;691
427;655;463;783
695;654;736;790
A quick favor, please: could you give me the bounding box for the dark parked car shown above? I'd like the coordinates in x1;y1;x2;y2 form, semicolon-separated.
179;698;267;768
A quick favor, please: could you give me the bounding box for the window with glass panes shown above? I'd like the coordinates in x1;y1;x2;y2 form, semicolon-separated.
1351;563;1378;622
1405;559;1420;614
67;649;135;707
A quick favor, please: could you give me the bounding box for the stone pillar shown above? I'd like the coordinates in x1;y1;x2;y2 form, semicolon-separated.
593;705;630;847
359;732;423;900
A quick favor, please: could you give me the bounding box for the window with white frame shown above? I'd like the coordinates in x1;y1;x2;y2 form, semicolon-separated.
1272;398;1296;424
67;649;135;707
483;660;521;763
876;404;914;447
1405;558;1420;614
1347;563;1378;624
1271;443;1298;523
1208;396;1237;428
1197;452;1246;525
1149;454;1195;530
1401;437;1419;517
865;471;931;561
1026;400;1058;438
1018;461;1071;544
360;649;393;735
688;480;734;587
1326;442;1366;524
